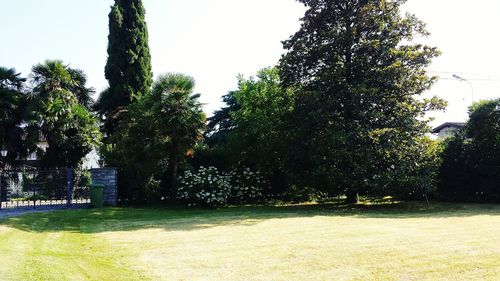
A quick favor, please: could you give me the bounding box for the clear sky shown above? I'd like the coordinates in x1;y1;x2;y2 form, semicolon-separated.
1;0;499;127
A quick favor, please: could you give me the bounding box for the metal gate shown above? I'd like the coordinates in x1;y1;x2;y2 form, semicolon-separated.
0;168;90;209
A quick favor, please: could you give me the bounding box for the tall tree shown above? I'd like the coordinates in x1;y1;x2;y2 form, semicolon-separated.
0;67;28;166
280;0;445;202
149;73;206;197
198;68;295;195
103;73;205;201
28;60;101;168
97;0;153;117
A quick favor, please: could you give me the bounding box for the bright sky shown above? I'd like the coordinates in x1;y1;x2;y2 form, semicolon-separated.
1;0;499;127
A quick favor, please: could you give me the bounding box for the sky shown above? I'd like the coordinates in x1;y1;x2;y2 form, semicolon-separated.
1;0;499;127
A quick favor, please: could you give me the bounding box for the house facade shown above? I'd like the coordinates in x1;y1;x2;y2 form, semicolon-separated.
432;122;465;139
8;132;100;169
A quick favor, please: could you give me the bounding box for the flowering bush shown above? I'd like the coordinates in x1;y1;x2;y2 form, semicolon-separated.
227;167;269;204
177;166;270;207
177;166;231;207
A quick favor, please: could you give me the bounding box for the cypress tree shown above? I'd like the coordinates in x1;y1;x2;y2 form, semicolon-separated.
98;0;153;115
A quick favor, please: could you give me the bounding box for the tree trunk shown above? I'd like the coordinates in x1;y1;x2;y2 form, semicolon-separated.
167;161;178;195
346;190;358;205
164;141;179;200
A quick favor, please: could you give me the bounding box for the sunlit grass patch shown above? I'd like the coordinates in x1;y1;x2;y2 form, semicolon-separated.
1;202;500;280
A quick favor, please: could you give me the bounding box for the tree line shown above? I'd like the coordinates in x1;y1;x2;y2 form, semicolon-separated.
1;0;498;204
0;62;100;169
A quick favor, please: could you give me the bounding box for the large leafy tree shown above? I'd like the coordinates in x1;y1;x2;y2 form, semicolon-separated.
97;0;153;118
279;0;445;202
230;68;295;170
200;68;295;193
28;60;101;168
0;67;28;166
206;68;293;154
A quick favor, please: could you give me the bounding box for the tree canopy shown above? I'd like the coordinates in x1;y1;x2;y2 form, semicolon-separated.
0;67;28;165
198;67;295;195
97;0;153;117
103;73;205;201
279;0;445;201
438;99;500;202
28;60;101;168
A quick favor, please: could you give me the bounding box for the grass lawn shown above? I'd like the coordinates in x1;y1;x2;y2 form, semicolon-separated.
1;202;500;280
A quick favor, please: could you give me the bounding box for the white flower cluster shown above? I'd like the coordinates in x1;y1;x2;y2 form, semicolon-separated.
177;166;232;207
177;166;270;207
227;167;269;204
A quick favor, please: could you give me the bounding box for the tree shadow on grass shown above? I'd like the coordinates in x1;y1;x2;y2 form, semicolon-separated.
1;201;500;234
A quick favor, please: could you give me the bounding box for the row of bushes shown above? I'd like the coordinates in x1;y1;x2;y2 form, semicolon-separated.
176;97;500;207
177;166;270;207
436;99;500;203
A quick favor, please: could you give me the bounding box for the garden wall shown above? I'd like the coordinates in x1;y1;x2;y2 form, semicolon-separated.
89;168;117;206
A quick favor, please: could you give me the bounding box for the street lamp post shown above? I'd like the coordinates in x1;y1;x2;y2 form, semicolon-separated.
453;74;475;103
0;146;6;208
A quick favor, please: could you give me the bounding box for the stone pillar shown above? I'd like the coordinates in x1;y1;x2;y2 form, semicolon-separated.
89;168;117;206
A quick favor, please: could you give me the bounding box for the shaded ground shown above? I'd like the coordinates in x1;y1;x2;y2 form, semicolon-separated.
0;204;89;219
1;202;500;280
0;199;90;210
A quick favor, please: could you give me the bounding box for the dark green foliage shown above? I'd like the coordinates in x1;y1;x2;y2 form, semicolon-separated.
385;137;443;200
101;98;163;202
438;99;500;202
279;0;445;201
437;134;471;201
204;92;240;146
103;73;205;202
97;0;153;116
149;73;206;196
28;60;101;168
0;67;28;166
67;68;95;110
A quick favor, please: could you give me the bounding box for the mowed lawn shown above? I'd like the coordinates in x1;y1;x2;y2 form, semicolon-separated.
1;203;500;281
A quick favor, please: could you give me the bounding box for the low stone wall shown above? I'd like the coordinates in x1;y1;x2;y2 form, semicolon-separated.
89;168;117;206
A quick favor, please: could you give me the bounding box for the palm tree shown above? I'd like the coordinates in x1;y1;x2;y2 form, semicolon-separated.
28;60;100;168
67;68;95;110
149;73;206;196
30;60;93;107
0;67;27;166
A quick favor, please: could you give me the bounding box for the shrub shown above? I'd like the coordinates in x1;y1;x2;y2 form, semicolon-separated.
437;99;500;203
177;166;270;207
177;166;231;207
227;167;269;204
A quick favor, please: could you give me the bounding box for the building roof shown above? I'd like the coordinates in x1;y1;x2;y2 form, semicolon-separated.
432;122;466;134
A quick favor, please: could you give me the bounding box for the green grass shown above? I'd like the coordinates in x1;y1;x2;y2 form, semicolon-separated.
1;202;500;280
